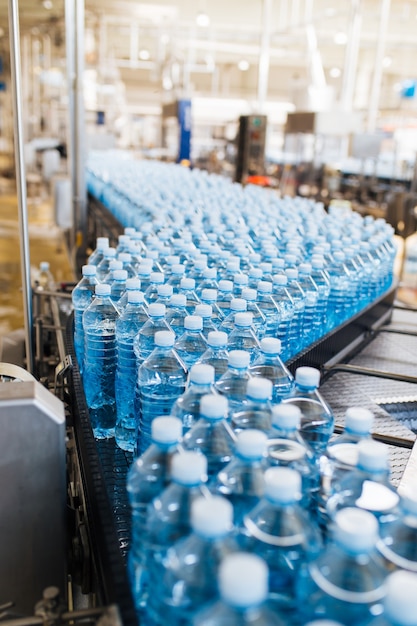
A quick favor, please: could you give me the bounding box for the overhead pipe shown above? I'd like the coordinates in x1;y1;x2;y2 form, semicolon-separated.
8;0;34;373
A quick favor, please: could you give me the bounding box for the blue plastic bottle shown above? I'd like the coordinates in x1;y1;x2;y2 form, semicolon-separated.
110;268;128;304
82;283;120;439
325;250;352;330
156;283;174;306
310;256;330;335
217;280;234;318
240;287;267;339
127;416;183;613
72;264;98;374
133;302;171;367
174;315;208;370
136;330;187;454
297;507;388;624
144;271;165;304
179;277;201;313
171;363;217;432
231;377;273;433
215;349;253;414
150;495;238;625
369;570;417;626
167;263;186;290
116;277;142;312
378;488;417;573
200;288;224;325
244;467;321;618
197;331;229;382
145;451;209;623
87;236;109;266
227;312;261;362
165;294;188;338
219;298;248;334
233;273;249;298
249;337;294;403
137;263;152;293
196;268;219;296
194;303;218;338
96;246;117;281
284;268;306;357
216;429;268;531
256;281;281;338
193;552;286;626
182;394;236;482
102;260;123;285
118;252;137;278
282;366;334;458
115;290;149;452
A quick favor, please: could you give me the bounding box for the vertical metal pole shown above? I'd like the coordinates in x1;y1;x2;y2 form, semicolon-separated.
65;0;76;259
8;0;34;373
367;0;391;132
258;0;273;113
74;0;87;269
340;0;362;112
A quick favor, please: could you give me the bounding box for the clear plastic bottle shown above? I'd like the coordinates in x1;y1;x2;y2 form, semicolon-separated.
194;303;218;337
249;337;294;403
216;429;268;531
156;283;174;306
110;268;128;304
72;264;98;374
310;255;331;335
127;416;183;613
233;273;249;298
200;288;224;325
193;552;286;626
182;394;236;482
227;312;261;362
325;250;352;330
256;281;281;338
96;246;117;282
378;488;417;573
171;363;217;432
137;263;152;293
284;268;306;357
115;291;149;452
196;268;219;296
179;277;201;313
240;287;267;339
174;315;208;370
145;452;209;621
167;263;186;290
116;277;142;312
231;377;273;433
144;271;165;304
87;236;109;266
133;302;171;367
215;349;253;414
219;298;248;334
36;260;55;291
369;570;417;626
270;274;295;361
150;495;238;625
197;330;229;382
136;330;188;454
217;280;234;317
297;507;388;624
102;260;123;286
282;366;334;458
118;252;137;279
244;467;321;617
165;294;188;338
82;283;120;439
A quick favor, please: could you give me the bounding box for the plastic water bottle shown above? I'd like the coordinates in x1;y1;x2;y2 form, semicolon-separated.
118;252;137;279
197;331;229;382
378;488;417;573
165;294;188;338
110;269;128;304
179;277;201;313
284;268;306;357
145;452;209;622
216;429;268;531
282;366;334;458
174;315;208;370
196;268;219;296
144;271;165;304
96;246;117;281
194;303;218;338
249;337;294;403
248;267;263;289
150;495;238;625
182;394;236;482
215;350;253;414
233;273;249;298
240;287;267;339
227;312;261;362
114;291;149;451
326;440;400;525
268;404;319;511
167;263;186;290
116;277;142;312
370;570;417;626
231;377;273;433
244;467;322;617
200;288;223;325
136;330;187;454
193;552;286;626
72;264;98;374
156;283;174;306
133;302;171;367
127;416;183;613
297;263;319;346
217;280;234;318
83;283;120;439
271;274;295;361
36;260;55;290
325;250;351;330
256;281;281;337
310;256;330;334
170;363;217;432
137;264;152;293
102;260;123;286
297;507;388;624
219;298;248;334
87;236;109;266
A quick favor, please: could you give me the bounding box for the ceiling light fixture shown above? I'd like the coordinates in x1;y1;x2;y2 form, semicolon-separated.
334;31;347;45
139;49;150;61
196;12;210;27
238;59;250;71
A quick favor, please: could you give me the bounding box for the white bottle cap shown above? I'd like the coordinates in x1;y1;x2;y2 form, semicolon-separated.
333;251;345;262
218;280;233;292
167;255;180;266
40;261;50;271
113;269;128;281
203;268;217;279
207;331;228;347
169;294;187;307
249;268;263;279
140;258;154;267
357;440;389;472
219;553;268;608
184;315;203;330
228;350;250;369
96;236;109;249
124;228;135;236
234;274;249;286
246;377;272;401
227;260;240;271
110;260;123;272
285;253;297;265
295;366;320;388
271;404;301;430
345;407;374;435
285;268;298;280
299;263;312;274
127;291;145;304
151;416;183;444
273;274;288;286
200;394;228;420
234;312;253;327
264;467;302;503
126;278;142;290
82;264;96;276
191;495;233;537
154;330;175;347
171;451;207;485
230;298;247;312
150;272;164;284
236;429;268;459
118;234;130;244
260;337;282;354
180;277;195;289
257;281;273;293
138;264;152;276
172;264;185;275
195;304;212;318
148;303;166;317
334;507;378;553
241;288;257;302
119;253;132;263
157;284;173;297
201;288;218;302
104;247;117;258
95;283;111;296
384;570;417;625
190;363;215;385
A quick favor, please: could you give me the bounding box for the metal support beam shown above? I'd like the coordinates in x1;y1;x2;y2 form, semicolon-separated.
8;0;34;374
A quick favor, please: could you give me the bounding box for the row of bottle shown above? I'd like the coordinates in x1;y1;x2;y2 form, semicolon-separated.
126;404;417;626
